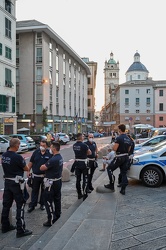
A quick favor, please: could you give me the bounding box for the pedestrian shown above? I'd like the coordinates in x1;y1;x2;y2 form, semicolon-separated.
117;133;135;187
100;144;115;171
85;133;98;192
40;142;63;227
54;132;60;142
104;124;131;195
46;132;52;147
72;133;91;200
1;138;32;238
27;139;52;213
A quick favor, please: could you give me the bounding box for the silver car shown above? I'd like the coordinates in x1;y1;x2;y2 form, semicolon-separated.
0;135;28;153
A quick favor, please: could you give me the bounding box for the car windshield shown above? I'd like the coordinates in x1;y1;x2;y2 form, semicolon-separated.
25;136;34;141
2;136;12;141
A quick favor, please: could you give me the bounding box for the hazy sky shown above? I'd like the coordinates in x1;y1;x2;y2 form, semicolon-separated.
16;0;166;111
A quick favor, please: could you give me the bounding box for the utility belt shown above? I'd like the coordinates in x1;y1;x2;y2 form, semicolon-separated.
5;175;25;190
32;173;45;178
75;158;88;163
44;177;62;190
88;158;96;161
116;153;128;157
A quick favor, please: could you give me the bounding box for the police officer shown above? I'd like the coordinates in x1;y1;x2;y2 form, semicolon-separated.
73;133;91;200
40;142;63;227
104;124;131;195
27;139;52;212
117;133;135;187
85;133;98;192
1;138;32;238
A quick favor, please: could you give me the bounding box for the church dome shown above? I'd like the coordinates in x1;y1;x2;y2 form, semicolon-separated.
126;51;149;73
108;52;116;64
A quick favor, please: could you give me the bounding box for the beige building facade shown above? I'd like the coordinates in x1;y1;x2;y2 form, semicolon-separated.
16;20;91;134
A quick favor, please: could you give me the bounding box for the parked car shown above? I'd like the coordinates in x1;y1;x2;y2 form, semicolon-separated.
0;135;28;153
9;134;36;150
134;135;166;151
128;144;166;187
88;131;104;138
135;140;166;156
30;135;47;148
57;133;70;145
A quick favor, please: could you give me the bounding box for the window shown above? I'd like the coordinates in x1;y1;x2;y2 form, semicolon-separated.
16;34;19;46
49;51;52;67
130;75;132;81
36;33;42;44
5;18;11;39
136;98;139;106
16;48;19;63
88;99;91;107
36;48;42;63
36;67;42;81
5;46;12;59
159;90;163;96
146;97;150;105
159;103;163;111
88;78;90;84
159;116;163;121
136;110;140;113
56;55;59;71
5;0;12;13
5;68;13;87
56;72;59;87
125;110;129;113
16;68;19;83
146;89;150;94
146;109;150;113
125;98;129;106
136;89;139;94
138;75;140;79
0;43;2;55
88;88;93;95
125;89;129;94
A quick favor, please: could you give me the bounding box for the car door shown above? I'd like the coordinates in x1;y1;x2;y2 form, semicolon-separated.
0;137;9;152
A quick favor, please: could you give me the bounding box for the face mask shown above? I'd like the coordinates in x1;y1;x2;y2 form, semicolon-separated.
49;149;53;154
89;138;93;142
40;146;45;152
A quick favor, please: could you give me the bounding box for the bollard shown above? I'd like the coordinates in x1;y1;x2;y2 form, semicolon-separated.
62;167;70;182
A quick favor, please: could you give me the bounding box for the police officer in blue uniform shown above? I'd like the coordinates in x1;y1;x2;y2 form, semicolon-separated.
104;124;131;195
85;133;98;192
1;138;32;237
40;142;63;227
73;133;91;200
27;139;52;212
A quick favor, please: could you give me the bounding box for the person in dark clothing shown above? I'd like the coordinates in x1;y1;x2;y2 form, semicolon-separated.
117;133;135;187
1;138;32;238
72;133;91;200
85;133;98;192
104;124;131;195
40;142;63;227
27;140;52;213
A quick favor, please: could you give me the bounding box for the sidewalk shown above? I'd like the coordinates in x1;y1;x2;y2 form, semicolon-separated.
1;159;166;249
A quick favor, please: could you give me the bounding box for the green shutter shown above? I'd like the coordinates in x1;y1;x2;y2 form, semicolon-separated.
12;97;15;112
0;43;2;55
0;95;6;112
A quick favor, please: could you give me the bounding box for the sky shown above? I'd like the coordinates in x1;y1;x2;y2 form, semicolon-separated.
16;0;166;111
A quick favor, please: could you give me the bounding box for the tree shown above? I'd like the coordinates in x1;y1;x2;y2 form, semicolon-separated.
42;108;48;127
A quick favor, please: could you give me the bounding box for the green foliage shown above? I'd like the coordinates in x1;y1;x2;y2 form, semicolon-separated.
42;108;48;127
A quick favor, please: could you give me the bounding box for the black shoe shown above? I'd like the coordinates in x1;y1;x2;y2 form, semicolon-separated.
43;220;52;227
2;224;16;233
89;186;94;191
87;189;92;193
16;229;32;238
40;205;45;210
27;207;35;213
120;188;125;195
100;169;105;171
104;184;115;191
78;194;83;199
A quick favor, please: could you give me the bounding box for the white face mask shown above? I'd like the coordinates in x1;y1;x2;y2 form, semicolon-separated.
89;138;93;142
49;149;53;154
40;146;45;152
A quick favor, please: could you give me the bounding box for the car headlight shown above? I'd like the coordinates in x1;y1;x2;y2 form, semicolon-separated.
133;158;139;164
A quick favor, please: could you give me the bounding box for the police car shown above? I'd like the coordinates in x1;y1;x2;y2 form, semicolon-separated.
128;144;166;187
